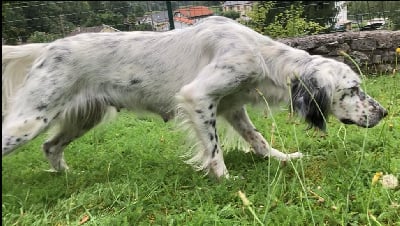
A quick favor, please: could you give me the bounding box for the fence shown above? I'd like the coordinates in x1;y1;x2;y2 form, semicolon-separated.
2;1;400;45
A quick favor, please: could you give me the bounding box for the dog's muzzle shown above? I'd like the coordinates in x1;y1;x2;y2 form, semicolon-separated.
340;107;388;128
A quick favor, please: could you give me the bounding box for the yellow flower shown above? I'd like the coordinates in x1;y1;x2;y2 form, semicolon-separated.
238;190;251;206
396;47;400;55
372;172;383;185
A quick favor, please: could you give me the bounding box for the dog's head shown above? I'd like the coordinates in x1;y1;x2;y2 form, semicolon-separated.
291;59;387;130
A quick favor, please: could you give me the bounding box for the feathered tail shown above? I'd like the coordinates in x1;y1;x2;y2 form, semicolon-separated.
2;43;48;120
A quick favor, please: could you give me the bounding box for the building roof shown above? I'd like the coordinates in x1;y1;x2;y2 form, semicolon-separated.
174;6;213;18
174;17;195;25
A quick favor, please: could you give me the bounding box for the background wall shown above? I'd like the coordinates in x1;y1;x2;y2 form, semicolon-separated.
277;30;400;75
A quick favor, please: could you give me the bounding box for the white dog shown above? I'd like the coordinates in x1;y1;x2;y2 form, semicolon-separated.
2;16;387;178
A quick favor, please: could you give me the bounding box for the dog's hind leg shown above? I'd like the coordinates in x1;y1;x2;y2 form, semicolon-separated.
224;106;303;161
42;102;114;171
2;107;59;156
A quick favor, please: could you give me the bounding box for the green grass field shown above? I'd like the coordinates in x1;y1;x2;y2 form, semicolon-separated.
2;74;399;225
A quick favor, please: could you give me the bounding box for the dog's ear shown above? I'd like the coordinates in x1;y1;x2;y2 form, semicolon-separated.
291;75;331;131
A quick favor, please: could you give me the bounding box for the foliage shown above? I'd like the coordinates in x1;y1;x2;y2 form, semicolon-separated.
2;2;27;44
246;1;275;34
1;1;167;44
247;2;325;38
84;11;126;31
247;1;337;35
300;1;338;29
347;1;400;30
27;31;61;43
221;10;240;20
1;1;230;44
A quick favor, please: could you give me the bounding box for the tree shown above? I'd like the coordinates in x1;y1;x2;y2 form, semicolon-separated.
221;10;240;20
265;3;325;38
2;2;27;44
246;1;275;34
301;1;338;29
247;2;325;38
247;1;338;34
27;31;61;43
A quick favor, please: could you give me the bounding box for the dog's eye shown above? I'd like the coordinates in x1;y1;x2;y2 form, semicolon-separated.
350;87;359;94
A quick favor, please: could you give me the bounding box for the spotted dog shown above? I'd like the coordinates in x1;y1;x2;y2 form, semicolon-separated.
2;16;387;179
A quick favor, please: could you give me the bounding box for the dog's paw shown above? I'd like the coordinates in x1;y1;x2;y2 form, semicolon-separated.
287;151;303;159
269;148;303;161
44;168;61;173
44;165;70;173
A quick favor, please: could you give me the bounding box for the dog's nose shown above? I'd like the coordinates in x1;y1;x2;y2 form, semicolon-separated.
382;109;388;117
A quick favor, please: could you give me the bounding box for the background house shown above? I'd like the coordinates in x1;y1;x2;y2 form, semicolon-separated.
173;6;214;29
137;11;170;31
222;1;254;21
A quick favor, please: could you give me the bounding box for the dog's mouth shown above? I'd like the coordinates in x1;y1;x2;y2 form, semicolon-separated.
340;118;356;125
340;118;378;128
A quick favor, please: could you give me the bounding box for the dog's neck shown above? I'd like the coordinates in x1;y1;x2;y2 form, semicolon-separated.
259;41;315;86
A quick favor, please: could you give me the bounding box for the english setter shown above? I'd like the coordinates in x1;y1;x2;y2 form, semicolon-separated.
2;16;387;179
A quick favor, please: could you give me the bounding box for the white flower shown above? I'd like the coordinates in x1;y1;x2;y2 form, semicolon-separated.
380;174;399;189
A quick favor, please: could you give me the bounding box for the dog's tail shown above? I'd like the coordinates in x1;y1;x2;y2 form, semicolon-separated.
2;43;48;120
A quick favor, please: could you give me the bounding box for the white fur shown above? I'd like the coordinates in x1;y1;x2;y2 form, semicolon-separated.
2;43;48;119
2;16;387;178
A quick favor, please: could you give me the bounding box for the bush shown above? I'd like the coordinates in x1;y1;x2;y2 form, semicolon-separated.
247;2;325;38
27;31;61;43
221;10;241;20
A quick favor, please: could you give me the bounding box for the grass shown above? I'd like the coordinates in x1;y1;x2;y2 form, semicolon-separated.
2;74;399;225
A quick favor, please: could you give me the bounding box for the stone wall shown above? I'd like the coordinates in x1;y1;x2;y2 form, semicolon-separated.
277;30;400;75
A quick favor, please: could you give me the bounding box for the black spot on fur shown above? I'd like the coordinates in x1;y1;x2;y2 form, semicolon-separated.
36;105;48;111
278;48;289;56
16;138;21;142
208;104;214;110
359;91;366;101
291;76;331;131
210;120;216;128
339;93;348;101
195;109;203;114
43;118;48;123
130;79;142;85
212;144;218;158
54;55;63;63
209;133;214;141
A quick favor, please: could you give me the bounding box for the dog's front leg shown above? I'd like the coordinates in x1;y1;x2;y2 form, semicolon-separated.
224;106;303;161
177;65;249;178
178;93;228;178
